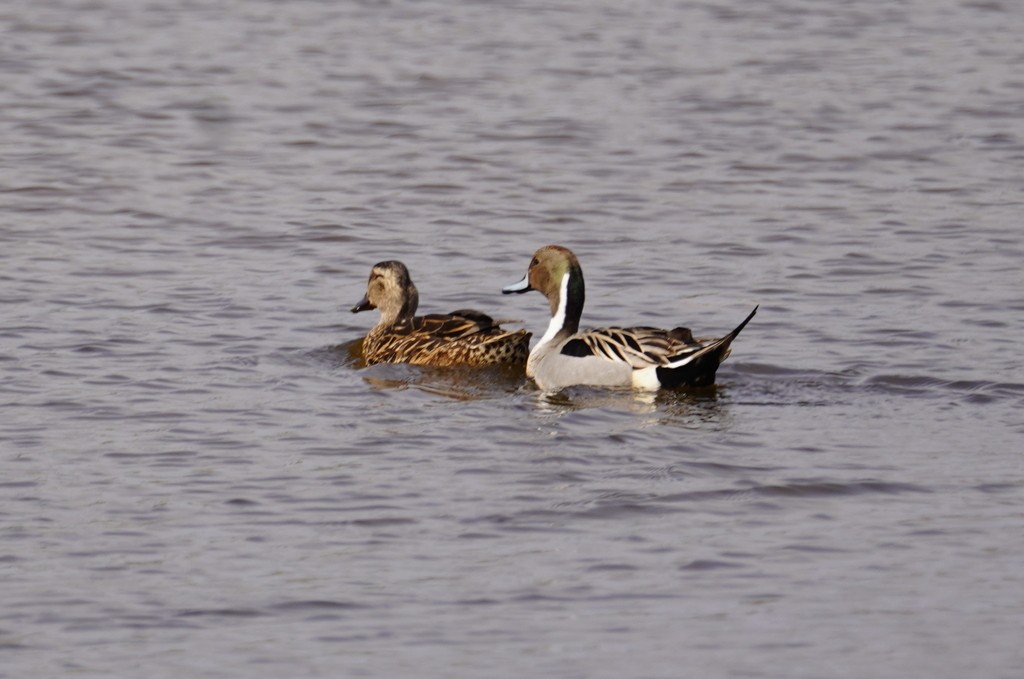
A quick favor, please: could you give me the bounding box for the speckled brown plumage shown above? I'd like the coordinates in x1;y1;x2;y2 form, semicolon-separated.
352;261;530;367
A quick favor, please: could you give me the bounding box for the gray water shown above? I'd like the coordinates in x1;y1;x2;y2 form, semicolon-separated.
2;0;1023;677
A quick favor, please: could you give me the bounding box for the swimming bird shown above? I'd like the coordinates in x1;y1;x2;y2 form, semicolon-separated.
502;245;757;390
352;260;531;367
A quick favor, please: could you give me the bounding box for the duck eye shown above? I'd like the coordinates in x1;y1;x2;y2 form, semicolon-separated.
531;258;539;267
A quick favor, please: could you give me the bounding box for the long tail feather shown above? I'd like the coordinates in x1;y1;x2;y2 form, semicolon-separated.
657;306;758;387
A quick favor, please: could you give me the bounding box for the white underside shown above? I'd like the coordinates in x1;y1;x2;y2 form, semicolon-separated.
630;365;662;390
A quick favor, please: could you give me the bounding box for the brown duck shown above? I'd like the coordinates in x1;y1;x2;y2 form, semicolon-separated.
351;260;531;367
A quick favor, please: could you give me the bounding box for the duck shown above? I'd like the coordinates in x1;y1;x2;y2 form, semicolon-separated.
501;245;757;390
351;260;531;367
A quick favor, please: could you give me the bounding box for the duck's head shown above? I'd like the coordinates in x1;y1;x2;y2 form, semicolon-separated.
352;260;419;326
503;245;585;317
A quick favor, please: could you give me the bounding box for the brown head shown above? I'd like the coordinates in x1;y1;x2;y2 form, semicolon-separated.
503;245;585;334
351;260;419;327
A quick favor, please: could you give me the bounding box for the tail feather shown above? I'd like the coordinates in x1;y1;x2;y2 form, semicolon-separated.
727;304;758;341
657;306;758;388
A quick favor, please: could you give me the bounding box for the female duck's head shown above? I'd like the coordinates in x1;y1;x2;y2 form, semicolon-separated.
352;260;419;326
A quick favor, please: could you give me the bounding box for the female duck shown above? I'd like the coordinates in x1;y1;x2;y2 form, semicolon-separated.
352;260;530;367
502;245;756;390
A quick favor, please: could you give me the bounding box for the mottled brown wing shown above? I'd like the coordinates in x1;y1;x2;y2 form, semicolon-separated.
366;310;530;367
413;309;498;339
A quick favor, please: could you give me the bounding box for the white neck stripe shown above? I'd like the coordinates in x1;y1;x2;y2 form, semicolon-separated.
536;272;570;349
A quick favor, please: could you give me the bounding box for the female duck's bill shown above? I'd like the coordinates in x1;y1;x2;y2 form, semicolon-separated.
502;245;757;391
352;260;531;368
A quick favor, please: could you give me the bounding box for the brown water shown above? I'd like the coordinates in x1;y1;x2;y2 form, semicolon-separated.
2;0;1024;677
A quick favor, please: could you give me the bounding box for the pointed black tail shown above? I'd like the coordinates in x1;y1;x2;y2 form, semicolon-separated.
656;306;758;388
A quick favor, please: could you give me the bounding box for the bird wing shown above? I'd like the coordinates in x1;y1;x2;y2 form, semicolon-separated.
410;309;499;339
560;326;701;369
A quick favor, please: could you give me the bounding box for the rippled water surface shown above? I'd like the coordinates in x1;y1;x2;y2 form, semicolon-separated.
3;0;1024;677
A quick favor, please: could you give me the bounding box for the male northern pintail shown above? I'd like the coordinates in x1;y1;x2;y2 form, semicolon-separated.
352;260;531;367
502;245;757;390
